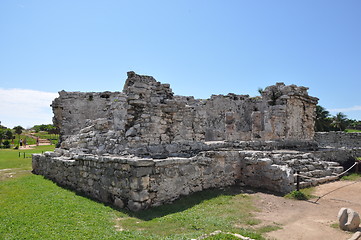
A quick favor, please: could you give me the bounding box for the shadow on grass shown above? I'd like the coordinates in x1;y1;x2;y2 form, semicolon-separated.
35;172;282;222
121;186;275;221
126;187;246;220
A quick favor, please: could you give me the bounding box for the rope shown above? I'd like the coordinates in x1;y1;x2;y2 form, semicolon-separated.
313;162;359;203
292;162;359;203
294;162;358;181
314;181;359;203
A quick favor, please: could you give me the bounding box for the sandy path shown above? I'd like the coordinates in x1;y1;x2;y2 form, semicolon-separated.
253;180;361;240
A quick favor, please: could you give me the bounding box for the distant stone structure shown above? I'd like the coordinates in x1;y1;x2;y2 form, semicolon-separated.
33;72;353;211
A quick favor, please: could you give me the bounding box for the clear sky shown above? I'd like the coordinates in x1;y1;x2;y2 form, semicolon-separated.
1;0;360;128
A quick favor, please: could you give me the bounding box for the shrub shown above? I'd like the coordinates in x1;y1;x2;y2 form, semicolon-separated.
2;140;10;148
285;190;308;200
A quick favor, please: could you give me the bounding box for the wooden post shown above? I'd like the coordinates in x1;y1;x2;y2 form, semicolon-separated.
296;171;300;191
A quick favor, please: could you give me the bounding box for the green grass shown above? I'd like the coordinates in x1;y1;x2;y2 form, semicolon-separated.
120;188;266;239
204;233;242;240
0;148;270;240
284;188;315;200
345;129;361;133
0;145;55;170
341;173;361;181
0;175;141;240
0;174;267;240
330;223;339;229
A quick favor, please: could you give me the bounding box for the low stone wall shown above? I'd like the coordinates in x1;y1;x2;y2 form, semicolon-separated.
315;132;361;149
32;144;346;211
33;149;297;211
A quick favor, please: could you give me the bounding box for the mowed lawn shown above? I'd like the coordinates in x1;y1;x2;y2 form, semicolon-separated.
0;147;272;240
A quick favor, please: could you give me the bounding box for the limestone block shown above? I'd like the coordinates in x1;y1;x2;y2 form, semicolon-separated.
114;197;124;209
128;200;142;212
338;208;361;232
131;190;149;202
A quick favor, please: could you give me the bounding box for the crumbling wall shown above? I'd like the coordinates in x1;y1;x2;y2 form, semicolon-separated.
53;72;318;158
33;72;333;211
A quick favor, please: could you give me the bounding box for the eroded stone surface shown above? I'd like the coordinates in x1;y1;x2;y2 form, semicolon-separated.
32;72;350;211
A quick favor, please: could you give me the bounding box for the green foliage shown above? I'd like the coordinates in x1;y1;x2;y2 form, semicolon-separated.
13;126;24;136
285;190;313;200
5;129;13;140
315;105;361;132
2;140;10;148
315;105;332;132
32;124;58;134
331;112;348;131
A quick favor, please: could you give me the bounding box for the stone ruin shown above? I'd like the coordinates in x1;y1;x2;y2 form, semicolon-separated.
32;72;359;211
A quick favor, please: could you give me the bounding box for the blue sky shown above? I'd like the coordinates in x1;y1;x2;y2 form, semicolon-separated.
0;0;360;128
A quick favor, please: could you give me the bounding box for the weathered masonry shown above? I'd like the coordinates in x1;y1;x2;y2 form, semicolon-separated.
32;72;352;211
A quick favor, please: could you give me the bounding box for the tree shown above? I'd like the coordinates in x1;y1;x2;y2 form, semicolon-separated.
0;129;5;146
13;126;24;145
315;105;332;132
331;112;348;131
5;129;13;140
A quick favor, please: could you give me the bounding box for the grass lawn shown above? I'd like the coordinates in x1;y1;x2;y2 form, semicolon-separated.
0;145;55;170
0;147;271;240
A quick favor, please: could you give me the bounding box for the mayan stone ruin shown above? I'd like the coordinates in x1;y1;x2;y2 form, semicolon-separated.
32;72;360;211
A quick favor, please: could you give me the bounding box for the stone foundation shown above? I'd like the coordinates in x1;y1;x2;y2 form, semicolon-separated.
33;140;345;211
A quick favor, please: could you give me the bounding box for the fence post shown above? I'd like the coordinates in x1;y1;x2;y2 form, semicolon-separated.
296;170;300;191
18;152;20;158
23;152;25;158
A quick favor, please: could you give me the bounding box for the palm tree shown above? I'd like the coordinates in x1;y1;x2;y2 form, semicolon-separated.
331;112;347;131
315;105;332;132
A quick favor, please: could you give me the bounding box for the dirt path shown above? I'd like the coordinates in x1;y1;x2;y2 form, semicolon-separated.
253;180;361;240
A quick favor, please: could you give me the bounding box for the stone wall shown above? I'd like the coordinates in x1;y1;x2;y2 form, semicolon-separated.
52;72;318;158
33;144;344;211
315;132;361;149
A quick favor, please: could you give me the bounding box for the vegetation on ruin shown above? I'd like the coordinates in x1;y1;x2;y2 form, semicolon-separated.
0;148;274;240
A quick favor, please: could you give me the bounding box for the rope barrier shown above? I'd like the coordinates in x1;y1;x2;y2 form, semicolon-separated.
294;162;358;182
292;162;359;203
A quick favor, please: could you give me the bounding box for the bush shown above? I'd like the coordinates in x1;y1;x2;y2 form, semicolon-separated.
285;190;308;200
2;140;10;148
